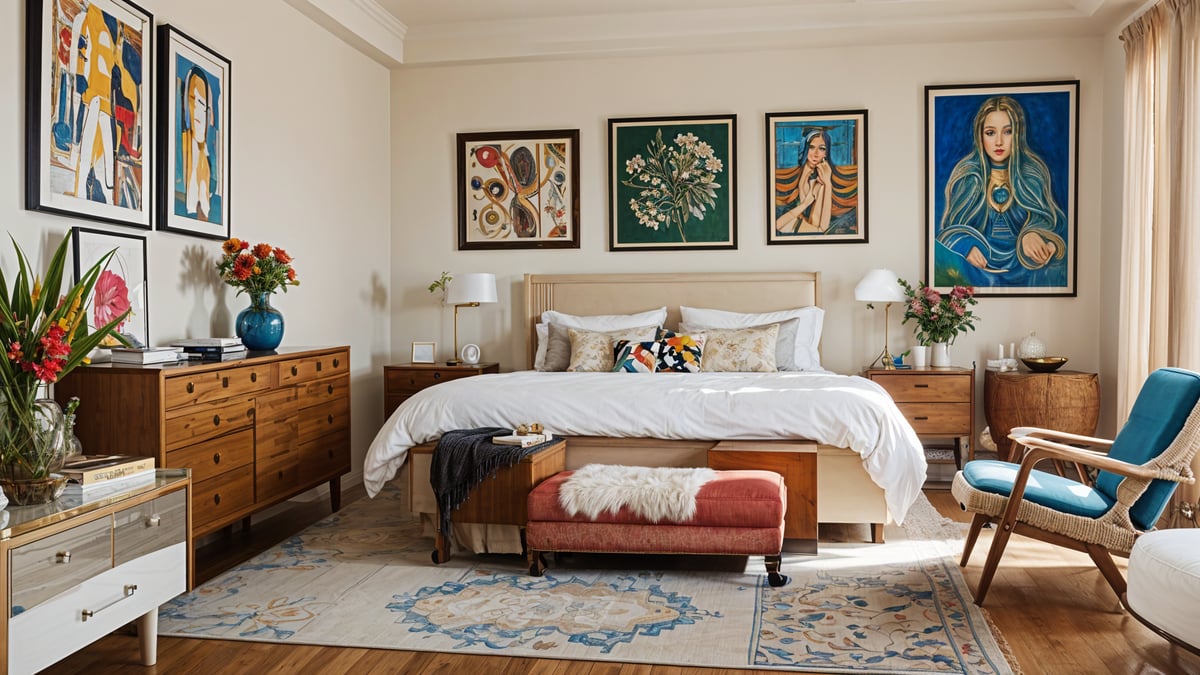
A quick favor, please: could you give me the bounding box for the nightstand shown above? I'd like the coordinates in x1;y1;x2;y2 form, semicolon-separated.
383;362;500;418
865;366;976;469
984;369;1099;462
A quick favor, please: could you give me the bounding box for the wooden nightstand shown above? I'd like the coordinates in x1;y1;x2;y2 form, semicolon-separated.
866;366;976;469
383;362;500;418
984;369;1099;462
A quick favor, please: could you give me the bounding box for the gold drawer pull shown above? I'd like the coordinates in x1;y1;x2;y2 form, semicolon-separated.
56;551;72;564
213;414;221;426
82;585;137;622
251;372;258;383
213;452;222;465
291;365;299;376
187;382;195;394
327;384;334;395
222;376;229;388
333;358;340;368
146;515;161;527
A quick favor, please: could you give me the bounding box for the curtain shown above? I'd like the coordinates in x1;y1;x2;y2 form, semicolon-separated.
1119;0;1200;513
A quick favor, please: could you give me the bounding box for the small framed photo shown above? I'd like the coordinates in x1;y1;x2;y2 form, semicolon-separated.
457;129;580;250
72;227;150;348
411;341;436;364
156;24;231;240
766;109;868;244
609;114;737;251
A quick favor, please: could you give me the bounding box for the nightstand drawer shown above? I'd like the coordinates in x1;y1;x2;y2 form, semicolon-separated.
897;403;972;435
872;374;972;402
11;517;113;615
113;490;187;566
386;368;470;394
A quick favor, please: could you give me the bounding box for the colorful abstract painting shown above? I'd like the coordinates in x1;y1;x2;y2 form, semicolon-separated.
457;129;580;250
26;0;153;229
926;81;1078;296
609;115;737;251
157;25;231;240
72;227;148;348
767;110;867;245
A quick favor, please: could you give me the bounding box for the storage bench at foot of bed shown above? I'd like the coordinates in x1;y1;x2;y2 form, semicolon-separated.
525;468;792;587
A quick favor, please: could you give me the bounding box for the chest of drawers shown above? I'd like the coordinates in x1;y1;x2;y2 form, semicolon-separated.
866;366;976;468
56;347;351;541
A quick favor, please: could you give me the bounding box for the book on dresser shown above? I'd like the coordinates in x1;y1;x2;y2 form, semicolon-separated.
61;454;156;487
62;467;156;495
109;347;184;364
170;337;243;348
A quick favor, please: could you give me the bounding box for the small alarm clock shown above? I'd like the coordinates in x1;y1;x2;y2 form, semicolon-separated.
460;343;481;365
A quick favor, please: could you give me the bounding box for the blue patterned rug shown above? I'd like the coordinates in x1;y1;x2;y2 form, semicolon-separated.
159;484;1015;674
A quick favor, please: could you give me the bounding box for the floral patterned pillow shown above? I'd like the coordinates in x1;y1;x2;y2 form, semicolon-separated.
567;326;657;372
612;340;659;373
655;332;706;373
701;324;779;372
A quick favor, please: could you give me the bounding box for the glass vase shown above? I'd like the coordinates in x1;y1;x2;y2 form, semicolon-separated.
0;392;68;505
236;292;285;351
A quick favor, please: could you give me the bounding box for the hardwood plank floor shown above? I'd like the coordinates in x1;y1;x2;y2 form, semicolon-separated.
41;487;1200;675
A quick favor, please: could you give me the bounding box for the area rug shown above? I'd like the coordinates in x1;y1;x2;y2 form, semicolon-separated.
159;484;1015;674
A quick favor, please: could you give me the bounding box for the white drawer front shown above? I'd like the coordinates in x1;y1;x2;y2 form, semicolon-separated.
9;543;186;675
11;517;112;615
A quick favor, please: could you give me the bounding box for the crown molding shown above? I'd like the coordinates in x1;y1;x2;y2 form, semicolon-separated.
284;0;407;67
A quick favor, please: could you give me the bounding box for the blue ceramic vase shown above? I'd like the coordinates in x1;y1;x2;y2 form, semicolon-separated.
235;292;284;351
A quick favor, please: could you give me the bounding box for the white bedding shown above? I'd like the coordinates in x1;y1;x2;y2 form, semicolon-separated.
363;370;927;522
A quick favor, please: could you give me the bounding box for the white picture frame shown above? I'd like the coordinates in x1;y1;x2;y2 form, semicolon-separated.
411;341;436;364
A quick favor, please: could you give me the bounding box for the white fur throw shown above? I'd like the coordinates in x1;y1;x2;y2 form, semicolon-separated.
558;464;718;523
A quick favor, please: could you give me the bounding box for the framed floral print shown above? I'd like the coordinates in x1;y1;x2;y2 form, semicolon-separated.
26;0;154;229
609;114;737;251
72;227;149;348
766;110;868;245
156;24;232;240
457;129;580;250
926;81;1078;297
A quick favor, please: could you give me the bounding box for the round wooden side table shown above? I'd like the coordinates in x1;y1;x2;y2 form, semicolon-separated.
984;369;1100;462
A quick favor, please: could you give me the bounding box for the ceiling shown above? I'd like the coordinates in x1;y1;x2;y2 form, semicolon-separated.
372;0;1147;66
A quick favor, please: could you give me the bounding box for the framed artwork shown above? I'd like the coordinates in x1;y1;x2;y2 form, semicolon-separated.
72;227;149;348
925;81;1078;297
457;129;580;250
411;342;436;364
766;110;867;245
25;0;154;229
609;114;737;251
156;25;231;240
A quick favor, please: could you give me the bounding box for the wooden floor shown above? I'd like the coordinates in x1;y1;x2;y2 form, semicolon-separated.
43;488;1200;675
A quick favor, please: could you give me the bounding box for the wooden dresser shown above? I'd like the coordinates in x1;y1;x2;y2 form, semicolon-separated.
55;347;351;542
866;366;976;468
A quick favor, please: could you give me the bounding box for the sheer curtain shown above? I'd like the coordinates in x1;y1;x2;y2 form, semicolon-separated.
1119;0;1200;511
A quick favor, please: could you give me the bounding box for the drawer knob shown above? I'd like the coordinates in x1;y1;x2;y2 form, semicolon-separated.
327;384;334;395
291;365;299;376
56;551;72;564
214;493;221;506
222;376;229;388
213;414;221;426
187;382;195;394
317;361;323;372
146;515;161;528
213;452;222;464
333;358;340;368
251;372;258;383
327;414;334;425
434;372;442;380
278;470;284;479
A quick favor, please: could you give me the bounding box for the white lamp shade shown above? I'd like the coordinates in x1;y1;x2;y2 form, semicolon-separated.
446;273;498;305
854;268;906;303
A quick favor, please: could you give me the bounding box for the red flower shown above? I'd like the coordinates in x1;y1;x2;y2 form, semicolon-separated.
233;254;256;281
40;325;71;359
93;270;131;332
286;268;296;282
273;248;292;264
6;341;22;362
252;243;273;259
32;358;64;383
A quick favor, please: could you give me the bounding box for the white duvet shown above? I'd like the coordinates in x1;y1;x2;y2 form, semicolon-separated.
363;370;927;522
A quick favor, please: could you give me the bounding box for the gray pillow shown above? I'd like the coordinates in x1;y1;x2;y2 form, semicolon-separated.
680;317;799;371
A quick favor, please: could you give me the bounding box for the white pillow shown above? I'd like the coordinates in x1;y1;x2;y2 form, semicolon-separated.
679;305;824;371
536;307;667;371
534;323;549;370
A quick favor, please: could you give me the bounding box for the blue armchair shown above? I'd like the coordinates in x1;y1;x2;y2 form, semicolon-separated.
952;367;1200;605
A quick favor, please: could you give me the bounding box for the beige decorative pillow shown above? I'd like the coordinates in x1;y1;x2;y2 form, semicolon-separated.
566;326;657;372
701;324;780;372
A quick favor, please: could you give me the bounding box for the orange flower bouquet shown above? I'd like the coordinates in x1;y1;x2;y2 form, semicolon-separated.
216;238;299;297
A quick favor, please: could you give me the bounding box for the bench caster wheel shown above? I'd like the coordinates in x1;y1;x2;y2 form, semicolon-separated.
431;549;443;564
767;572;790;587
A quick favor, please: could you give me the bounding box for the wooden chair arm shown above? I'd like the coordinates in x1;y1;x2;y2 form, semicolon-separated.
1008;426;1114;449
1013;437;1159;481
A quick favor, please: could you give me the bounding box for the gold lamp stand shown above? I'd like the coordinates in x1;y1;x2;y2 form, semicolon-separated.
870;302;898;370
448;302;479;366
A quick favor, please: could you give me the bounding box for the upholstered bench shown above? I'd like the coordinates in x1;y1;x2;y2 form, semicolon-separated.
1126;528;1200;654
525;468;791;587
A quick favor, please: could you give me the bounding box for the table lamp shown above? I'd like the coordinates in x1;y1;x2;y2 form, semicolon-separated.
854;268;906;370
445;272;497;365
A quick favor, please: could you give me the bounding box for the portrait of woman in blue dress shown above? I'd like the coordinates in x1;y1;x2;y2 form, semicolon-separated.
929;85;1076;294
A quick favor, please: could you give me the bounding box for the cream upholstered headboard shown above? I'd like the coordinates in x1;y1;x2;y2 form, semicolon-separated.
523;272;821;369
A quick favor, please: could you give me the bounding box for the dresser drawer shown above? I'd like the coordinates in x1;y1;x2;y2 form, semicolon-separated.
279;351;349;386
298;375;350;408
298;428;350;485
897;402;973;435
256;444;300;504
192;464;255;534
872;374;972;403
166;428;253;483
165;363;273;411
11;517;113;615
297;397;350;443
112;489;187;567
256;386;298;419
386;368;474;395
165;396;256;451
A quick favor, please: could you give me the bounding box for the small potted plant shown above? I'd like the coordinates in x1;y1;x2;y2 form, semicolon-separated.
899;279;978;367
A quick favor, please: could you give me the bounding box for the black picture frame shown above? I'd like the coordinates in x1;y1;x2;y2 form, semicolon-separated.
26;0;154;229
156;24;232;240
457;129;580;250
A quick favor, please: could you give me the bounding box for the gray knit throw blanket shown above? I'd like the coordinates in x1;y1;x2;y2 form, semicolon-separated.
430;427;554;537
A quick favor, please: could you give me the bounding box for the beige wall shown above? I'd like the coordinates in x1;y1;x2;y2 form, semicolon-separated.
4;0;392;488
392;38;1113;431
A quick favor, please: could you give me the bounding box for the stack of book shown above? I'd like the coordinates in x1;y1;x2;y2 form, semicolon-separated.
61;454;156;496
171;337;247;361
109;346;184;364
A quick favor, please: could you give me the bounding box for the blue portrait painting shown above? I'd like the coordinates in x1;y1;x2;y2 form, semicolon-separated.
926;82;1078;296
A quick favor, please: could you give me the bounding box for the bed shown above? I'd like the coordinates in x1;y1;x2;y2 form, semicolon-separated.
364;272;926;548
